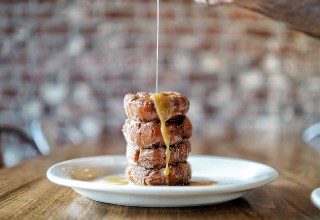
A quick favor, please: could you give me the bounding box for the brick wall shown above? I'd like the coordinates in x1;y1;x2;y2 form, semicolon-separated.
1;0;320;142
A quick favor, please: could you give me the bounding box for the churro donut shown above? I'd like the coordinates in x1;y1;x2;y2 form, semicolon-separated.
126;162;191;186
126;140;191;169
124;92;190;121
122;116;192;148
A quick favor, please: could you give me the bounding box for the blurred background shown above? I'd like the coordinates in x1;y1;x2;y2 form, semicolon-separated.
1;0;320;166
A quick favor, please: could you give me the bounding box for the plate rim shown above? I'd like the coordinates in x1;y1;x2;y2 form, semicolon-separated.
311;187;320;209
47;155;278;195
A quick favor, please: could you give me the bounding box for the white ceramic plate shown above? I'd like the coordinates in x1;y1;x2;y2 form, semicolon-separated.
47;155;278;207
311;187;320;209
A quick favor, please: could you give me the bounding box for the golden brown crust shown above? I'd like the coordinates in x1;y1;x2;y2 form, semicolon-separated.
126;162;191;186
122;116;192;148
124;92;190;121
126;141;191;169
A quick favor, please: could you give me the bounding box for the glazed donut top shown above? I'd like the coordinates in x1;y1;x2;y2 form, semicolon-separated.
124;92;190;121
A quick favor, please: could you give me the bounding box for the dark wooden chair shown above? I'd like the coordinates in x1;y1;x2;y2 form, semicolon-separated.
0;125;42;167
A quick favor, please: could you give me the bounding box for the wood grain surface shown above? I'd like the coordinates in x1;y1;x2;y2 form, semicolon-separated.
1;133;320;219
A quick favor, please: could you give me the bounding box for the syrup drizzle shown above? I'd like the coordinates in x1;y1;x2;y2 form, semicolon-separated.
104;176;129;185
156;0;159;93
186;181;218;186
150;93;173;185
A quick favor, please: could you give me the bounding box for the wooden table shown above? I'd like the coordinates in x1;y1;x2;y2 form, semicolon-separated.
1;133;320;219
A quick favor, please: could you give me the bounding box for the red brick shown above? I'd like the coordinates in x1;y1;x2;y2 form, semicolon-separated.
190;7;219;18
104;10;134;19
174;0;192;3
198;41;220;51
277;44;302;55
37;22;68;34
1;26;15;34
0;72;11;81
23;11;54;19
10;57;27;66
252;90;268;101
146;9;176;20
189;73;219;81
21;73;50;83
2;88;20;98
69;73;88;82
0;103;9;111
164;24;193;35
37;0;60;2
0;0;25;3
285;29;302;40
245;28;274;38
204;26;223;35
228;41;266;53
146;40;176;50
228;10;262;21
79;26;97;35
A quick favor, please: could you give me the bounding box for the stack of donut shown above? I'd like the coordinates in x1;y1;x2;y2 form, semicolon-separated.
123;92;193;185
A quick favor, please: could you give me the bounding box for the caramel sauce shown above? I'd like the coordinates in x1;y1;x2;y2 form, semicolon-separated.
150;93;174;184
104;176;129;185
185;181;218;186
104;177;218;187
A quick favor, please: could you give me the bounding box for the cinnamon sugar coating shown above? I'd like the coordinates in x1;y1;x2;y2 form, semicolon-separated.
126;140;191;169
123;91;193;186
122;116;192;148
126;162;191;186
124;92;189;121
